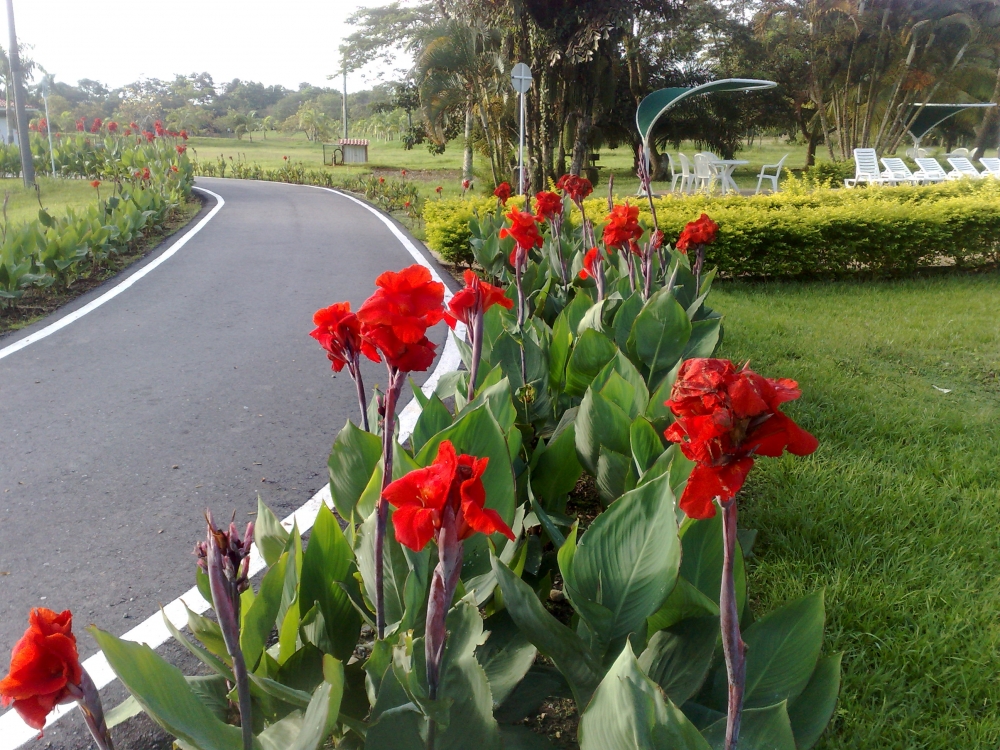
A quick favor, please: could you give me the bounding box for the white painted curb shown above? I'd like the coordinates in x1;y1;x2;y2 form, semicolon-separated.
0;181;465;748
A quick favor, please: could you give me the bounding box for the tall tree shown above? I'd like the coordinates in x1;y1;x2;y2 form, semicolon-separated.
6;0;33;186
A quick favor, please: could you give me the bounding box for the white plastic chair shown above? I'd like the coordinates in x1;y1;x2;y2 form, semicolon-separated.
845;148;889;187
880;157;920;185
692;153;718;193
905;147;929;159
666;153;692;193
755;154;788;194
913;157;950;182
947;148;970;158
677;153;694;194
946;156;984;179
978;157;1000;177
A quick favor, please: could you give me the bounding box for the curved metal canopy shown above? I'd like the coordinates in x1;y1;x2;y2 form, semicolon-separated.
904;102;996;143
636;78;778;144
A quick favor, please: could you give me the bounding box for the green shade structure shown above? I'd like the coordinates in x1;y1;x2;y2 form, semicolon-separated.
903;102;996;146
636;78;777;148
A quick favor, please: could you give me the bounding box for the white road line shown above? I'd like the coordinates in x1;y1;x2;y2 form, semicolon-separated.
0;187;225;362
0;183;465;748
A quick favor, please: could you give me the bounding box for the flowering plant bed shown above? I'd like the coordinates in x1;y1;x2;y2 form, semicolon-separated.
2;166;838;749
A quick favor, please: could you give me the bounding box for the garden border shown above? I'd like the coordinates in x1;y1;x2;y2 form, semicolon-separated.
0;181;466;749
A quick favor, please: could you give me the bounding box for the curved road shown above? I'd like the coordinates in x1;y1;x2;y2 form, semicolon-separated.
0;178;457;749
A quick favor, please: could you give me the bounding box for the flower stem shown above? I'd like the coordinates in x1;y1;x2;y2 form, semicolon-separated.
351;360;370;432
514;261;528;385
720;499;746;750
376;368;405;639
78;669;115;750
467;312;484;401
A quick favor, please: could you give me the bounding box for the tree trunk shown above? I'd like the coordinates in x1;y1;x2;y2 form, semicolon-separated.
570;110;591;176
7;0;33;187
973;66;1000;157
462;103;473;181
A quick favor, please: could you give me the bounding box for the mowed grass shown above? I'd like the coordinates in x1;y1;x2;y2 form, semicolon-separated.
711;273;1000;748
0;177;99;229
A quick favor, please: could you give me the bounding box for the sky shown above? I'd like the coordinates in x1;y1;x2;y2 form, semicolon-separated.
2;0;404;93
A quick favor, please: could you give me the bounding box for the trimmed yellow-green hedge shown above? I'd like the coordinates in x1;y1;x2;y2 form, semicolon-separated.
425;179;1000;276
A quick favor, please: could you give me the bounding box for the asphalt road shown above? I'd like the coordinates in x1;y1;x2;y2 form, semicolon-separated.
0;178;455;748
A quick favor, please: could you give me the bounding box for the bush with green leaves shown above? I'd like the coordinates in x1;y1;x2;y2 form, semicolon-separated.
426;178;1000;276
81;187;838;750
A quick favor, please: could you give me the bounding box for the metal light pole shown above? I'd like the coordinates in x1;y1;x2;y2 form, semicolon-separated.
510;63;532;195
6;0;34;187
342;69;348;140
41;74;56;177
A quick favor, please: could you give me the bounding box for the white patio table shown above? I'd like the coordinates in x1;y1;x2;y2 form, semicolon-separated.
711;159;749;194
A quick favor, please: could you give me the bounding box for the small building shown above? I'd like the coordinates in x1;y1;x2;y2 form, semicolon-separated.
340;138;369;164
0;99;38;146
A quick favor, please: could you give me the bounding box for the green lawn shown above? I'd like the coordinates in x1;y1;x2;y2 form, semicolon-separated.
712;273;1000;748
0;177;100;229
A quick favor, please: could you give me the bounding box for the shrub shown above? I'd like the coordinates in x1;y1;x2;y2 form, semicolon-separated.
424;179;1000;276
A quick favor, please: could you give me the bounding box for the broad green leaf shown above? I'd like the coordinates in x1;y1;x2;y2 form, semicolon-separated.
327;420;383;520
105;696;142;729
595;447;634;504
90;628;244;750
355;507;409;633
645;359;683;425
578;643;711;750
491;555;603;707
680;515;747;615
162;607;233;682
739;591;826;709
186;607;229;664
565;328;617;398
683;318;722;360
241;552;289;670
788;653;842;750
476;611;538;707
628;287;691;387
702;701;796;750
593;351;649;414
575;388;632;476
300;503;361;661
411;394;452;453
495;665;568;724
630;417;664;476
568;473;681;642
612;292;644;352
531;421;583;504
499;725;558;748
577;299;607;334
646;576;719;633
255;497;290;568
461;375;517;435
638;617;717;705
548;305;573;393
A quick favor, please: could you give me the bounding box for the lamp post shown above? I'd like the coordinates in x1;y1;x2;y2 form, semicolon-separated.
510;63;532;195
6;0;34;187
41;74;56;177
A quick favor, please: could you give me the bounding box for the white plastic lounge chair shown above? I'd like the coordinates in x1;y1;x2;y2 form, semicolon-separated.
947;148;970;158
978;157;1000;177
666;153;692;193
905;147;929;159
755;154;788;194
692;153;718;193
845;148;890;187
946;157;984;179
880;157;921;185
913;157;950;182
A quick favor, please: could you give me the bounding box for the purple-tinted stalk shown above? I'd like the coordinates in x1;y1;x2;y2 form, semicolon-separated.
549;214;567;285
620;245;637;294
65;670;114;750
375;368;406;639
346;356;370;432
467;310;485;401
606;173;614;212
637;145;666;274
512;245;529;384
424;477;465;750
720;498;747;750
642;240;654;300
692;243;707;293
196;514;255;750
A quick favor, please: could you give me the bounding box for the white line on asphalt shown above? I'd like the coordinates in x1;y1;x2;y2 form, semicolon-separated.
0;188;225;363
0;182;465;749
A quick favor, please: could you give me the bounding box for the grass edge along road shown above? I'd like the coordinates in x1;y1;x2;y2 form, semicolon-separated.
713;272;1000;748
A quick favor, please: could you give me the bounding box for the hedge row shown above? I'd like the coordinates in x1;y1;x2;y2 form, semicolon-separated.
424;179;1000;276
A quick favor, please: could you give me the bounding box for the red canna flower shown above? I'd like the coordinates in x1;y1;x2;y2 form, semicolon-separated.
180;130;189;140
676;213;719;254
0;609;83;730
444;270;512;329
123;128;132;136
75;118;85;132
556;173;593;204
28;123;36;132
378;176;385;184
401;169;408;177
534;191;563;221
578;247;602;279
357;265;445;373
283;155;288;161
603;203;643;249
628;238;643;257
107;121;118;133
435;186;443;195
500;207;543;266
310;301;379;373
170;165;179;173
129;121;138;131
176;145;187;155
650;229;665;251
383;440;514;551
141;167;151;181
154;120;165;137
89;118;103;134
664;358;818;520
143;131;155;143
462;179;471;190
494;182;512;205
89;180;100;189
404;200;412;208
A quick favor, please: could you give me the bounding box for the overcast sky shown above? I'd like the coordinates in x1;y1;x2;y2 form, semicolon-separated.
3;0;402;92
